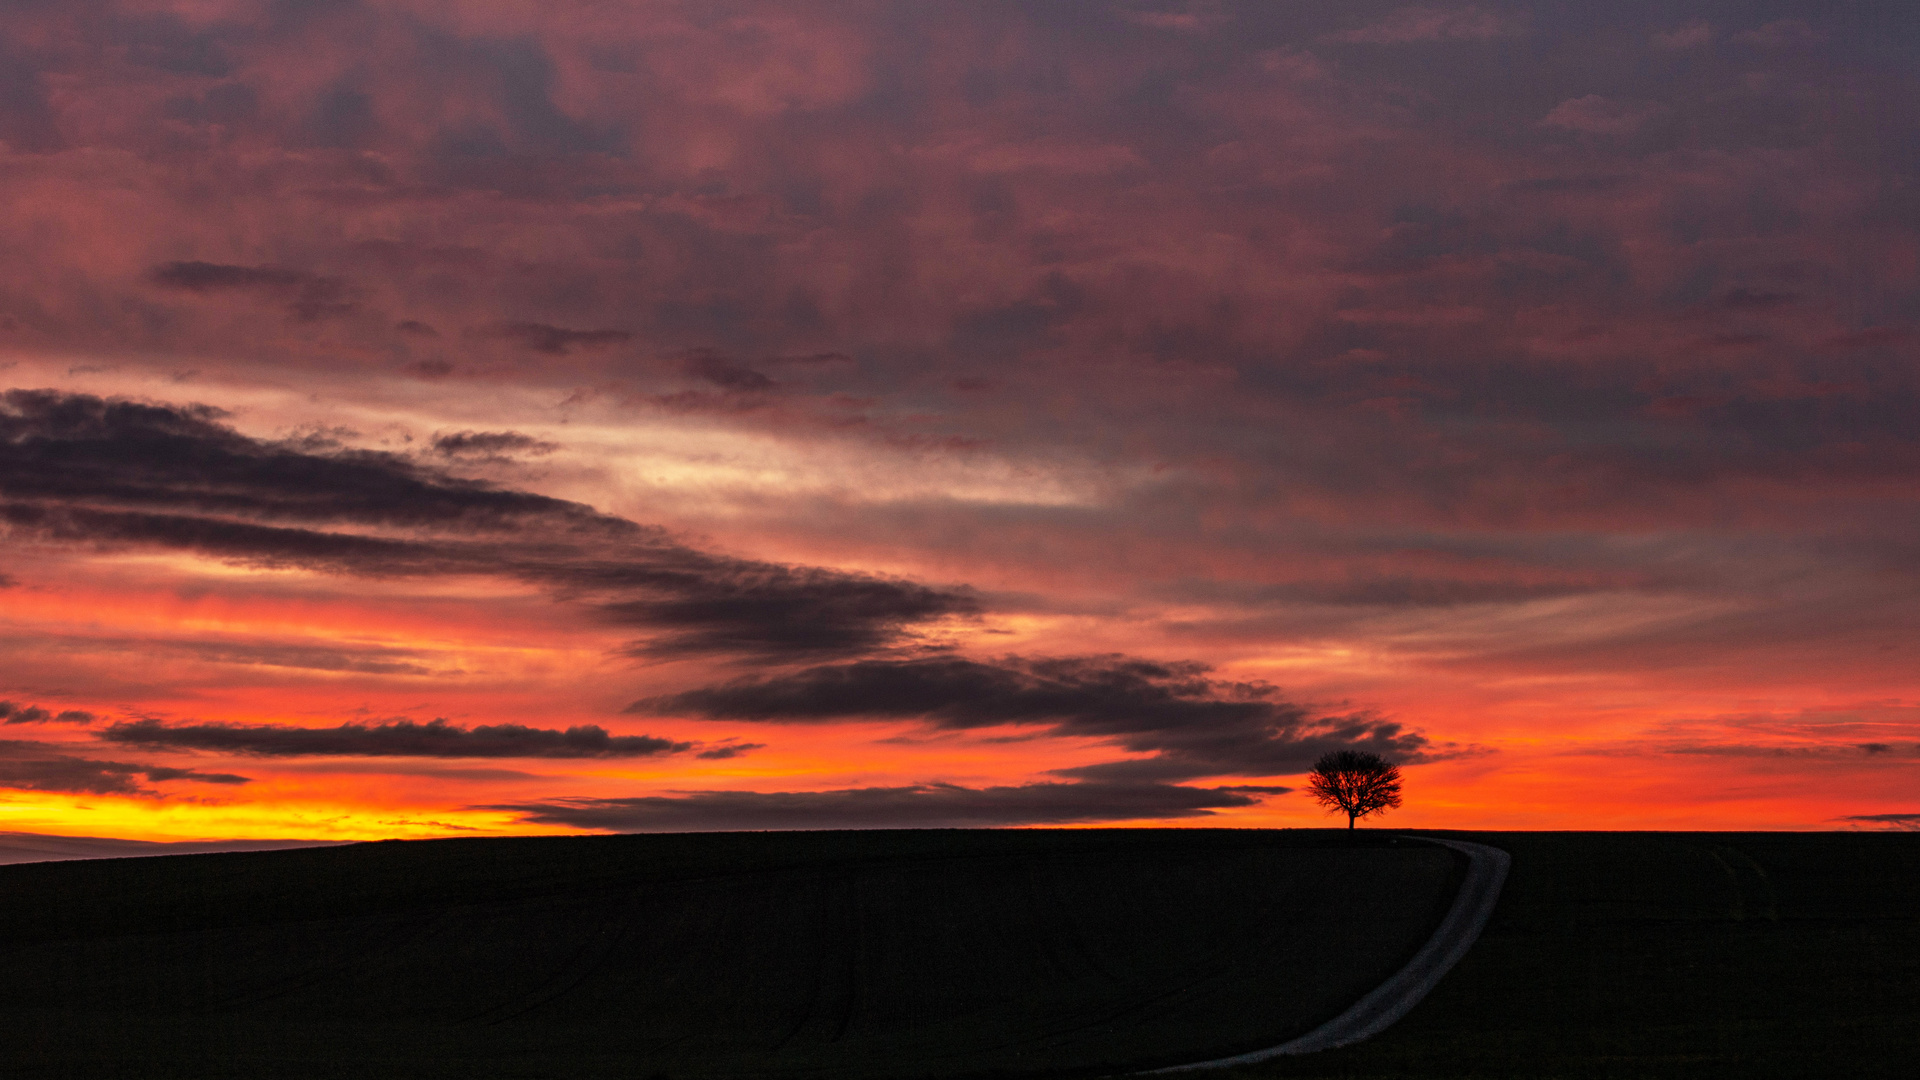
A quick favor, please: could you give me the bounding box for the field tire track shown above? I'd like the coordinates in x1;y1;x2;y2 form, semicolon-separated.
1141;836;1510;1072
196;910;454;1013
956;851;1348;1065
771;872;838;1052
464;898;639;1026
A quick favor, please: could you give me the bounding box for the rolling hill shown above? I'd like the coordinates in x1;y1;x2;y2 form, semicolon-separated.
0;828;1460;1079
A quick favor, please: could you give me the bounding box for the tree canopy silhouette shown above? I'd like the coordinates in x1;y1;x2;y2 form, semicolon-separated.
1306;749;1403;829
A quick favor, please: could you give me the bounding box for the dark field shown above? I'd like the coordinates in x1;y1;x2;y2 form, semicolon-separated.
1248;831;1920;1080
7;829;1915;1080
0;829;1460;1080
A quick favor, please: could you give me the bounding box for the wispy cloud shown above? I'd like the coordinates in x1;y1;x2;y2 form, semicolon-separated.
641;654;1425;782
1330;6;1522;44
148;261;357;321
1;702;96;725
0;739;248;796
1;390;976;660
102;718;692;759
1838;813;1920;831
485;779;1279;832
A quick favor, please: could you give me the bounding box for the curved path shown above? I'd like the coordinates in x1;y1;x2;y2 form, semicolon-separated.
1145;836;1510;1073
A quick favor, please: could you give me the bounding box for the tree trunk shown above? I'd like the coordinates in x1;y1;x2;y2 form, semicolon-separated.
1347;811;1355;829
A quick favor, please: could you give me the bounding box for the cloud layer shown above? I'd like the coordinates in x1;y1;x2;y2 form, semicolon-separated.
1;702;96;725
1;389;975;659
644;654;1424;782
0;740;248;796
102;718;692;759
485;780;1276;832
0;1;1916;836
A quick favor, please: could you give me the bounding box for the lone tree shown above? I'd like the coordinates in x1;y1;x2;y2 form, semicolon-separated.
1306;749;1403;829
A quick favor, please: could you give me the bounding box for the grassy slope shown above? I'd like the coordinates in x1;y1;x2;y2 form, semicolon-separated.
0;828;1460;1080
1243;831;1920;1080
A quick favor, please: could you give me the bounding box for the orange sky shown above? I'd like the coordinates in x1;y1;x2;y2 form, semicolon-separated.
2;1;1917;842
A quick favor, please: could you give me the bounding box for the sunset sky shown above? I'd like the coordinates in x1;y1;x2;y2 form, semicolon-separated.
2;1;1917;843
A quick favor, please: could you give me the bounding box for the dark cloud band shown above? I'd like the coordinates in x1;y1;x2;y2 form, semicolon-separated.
1;389;975;658
0;739;249;796
147;260;356;321
431;430;559;458
483;779;1276;832
101;718;692;759
1839;813;1920;830
640;653;1426;782
1;701;97;725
